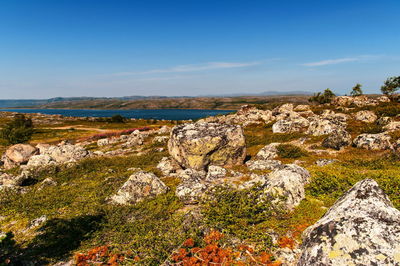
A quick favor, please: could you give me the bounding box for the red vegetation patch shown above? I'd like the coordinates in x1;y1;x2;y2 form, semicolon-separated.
74;246;126;266
170;231;281;265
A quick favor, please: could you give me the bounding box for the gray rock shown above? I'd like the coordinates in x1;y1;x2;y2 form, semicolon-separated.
298;179;400;266
322;130;352;150
97;138;110;146
176;169;208;203
111;171;168;205
256;143;280;160
205;165;227;181
353;133;392;150
168;122;246;170
307;119;345;136
383;121;400;132
265;164;310;209
246;159;282;171
272;116;309;133
377;116;392;126
315;159;338;166
354;110;377;123
38;178;57;190
156;157;181;176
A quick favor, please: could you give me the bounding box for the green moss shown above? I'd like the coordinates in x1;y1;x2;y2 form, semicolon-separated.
276;144;308;159
202;185;283;248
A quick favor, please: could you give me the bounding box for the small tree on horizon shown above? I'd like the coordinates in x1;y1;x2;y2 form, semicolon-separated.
0;114;34;145
381;76;400;97
350;83;363;97
308;88;336;104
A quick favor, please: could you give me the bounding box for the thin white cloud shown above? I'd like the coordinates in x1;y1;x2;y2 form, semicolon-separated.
302;57;359;67
302;55;382;67
112;61;261;76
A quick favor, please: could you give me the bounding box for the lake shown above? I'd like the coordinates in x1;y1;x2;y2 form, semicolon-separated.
0;108;234;121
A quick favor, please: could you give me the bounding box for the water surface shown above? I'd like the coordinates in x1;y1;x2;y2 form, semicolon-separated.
0;108;234;121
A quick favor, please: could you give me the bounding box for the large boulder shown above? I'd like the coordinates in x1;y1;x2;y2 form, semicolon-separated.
241;164;310;210
272;116;309;133
354;110;377;123
353;133;392;150
322;130;352;150
298;179;400;265
111;171;168;205
168;123;246;170
2;144;38;169
307;119;344;136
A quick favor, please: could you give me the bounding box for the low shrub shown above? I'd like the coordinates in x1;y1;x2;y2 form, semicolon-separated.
202;185;283;245
276;144;308;158
0;114;34;144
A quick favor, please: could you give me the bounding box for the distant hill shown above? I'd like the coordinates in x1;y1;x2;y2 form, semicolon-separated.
0;92;313;110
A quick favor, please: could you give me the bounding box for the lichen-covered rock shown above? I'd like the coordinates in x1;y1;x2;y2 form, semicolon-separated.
294;105;311;112
37;177;57;190
37;144;89;164
315;159;337;166
298;179;400;266
0;172;27;186
322;130;352;150
26;154;55;168
205;165;227;181
168;122;246;170
353;133;392;150
265;164;311;209
246;159;282;171
97;138;110;146
307;119;344;136
2;144;38;169
175;169;208;203
331;95;377;107
383;121;400;132
377;95;391;103
157;125;170;135
273;103;294;115
256;143;280;160
111;171;168;205
354;110;377;123
377;116;392;126
272;116;309;133
156;157;181;176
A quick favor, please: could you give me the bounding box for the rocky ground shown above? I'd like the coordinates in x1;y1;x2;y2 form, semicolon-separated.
1;95;400;265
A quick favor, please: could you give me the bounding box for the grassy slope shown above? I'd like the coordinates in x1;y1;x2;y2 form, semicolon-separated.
1;102;400;264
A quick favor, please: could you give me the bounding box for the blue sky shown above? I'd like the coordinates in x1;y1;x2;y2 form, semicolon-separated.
0;0;399;98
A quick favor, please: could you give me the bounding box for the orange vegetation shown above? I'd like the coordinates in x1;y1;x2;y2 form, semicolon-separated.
170;231;281;265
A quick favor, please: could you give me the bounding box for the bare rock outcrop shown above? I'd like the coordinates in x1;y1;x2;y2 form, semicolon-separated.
298;179;400;265
168;122;246;170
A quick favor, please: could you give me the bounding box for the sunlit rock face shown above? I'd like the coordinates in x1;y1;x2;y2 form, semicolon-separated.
298;179;400;266
168;122;246;170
